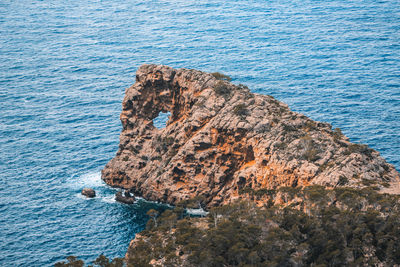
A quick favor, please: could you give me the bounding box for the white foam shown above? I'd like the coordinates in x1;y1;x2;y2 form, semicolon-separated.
186;208;208;216
68;171;104;189
75;188;118;204
101;195;116;204
75;193;96;200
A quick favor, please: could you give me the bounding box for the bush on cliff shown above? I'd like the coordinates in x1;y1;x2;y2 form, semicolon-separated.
126;187;400;267
233;104;248;117
211;72;231;82
56;187;400;267
55;255;123;267
213;81;230;96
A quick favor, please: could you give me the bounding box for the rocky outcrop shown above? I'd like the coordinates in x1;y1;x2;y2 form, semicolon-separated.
81;188;96;198
115;191;135;204
102;64;400;207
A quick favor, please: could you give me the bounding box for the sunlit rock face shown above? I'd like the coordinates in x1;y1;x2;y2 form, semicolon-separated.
102;64;400;207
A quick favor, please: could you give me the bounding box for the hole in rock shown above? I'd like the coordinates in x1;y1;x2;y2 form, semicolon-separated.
153;111;171;129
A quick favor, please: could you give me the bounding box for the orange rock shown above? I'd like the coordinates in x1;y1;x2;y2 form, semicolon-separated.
102;64;400;208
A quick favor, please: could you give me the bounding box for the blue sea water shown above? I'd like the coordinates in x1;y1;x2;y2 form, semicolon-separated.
0;0;399;266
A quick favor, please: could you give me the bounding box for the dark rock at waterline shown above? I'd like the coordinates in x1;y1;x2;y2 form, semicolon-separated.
116;191;135;204
124;191;133;198
81;188;96;198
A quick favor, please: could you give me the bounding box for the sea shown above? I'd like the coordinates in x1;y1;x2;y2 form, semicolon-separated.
0;0;399;266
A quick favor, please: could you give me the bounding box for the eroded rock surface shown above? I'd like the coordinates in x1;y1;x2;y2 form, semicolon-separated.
102;64;400;207
81;188;96;198
115;191;135;204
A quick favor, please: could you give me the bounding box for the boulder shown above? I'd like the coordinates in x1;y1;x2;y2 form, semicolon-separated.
81;188;96;198
115;191;135;204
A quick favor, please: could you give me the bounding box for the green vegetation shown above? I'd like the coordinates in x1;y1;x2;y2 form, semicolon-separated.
361;178;377;186
237;84;249;90
303;121;317;131
56;187;400;267
299;135;320;162
337;175;349;186
318;161;335;173
213;80;230;96
125;187;400;266
55;255;123;267
345;143;373;158
211;72;231;82
233;104;248;116
55;256;84;267
332;127;343;141
274;142;287;150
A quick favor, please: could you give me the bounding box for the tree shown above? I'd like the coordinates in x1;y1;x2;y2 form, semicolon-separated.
146;209;159;228
91;254;123;267
55;256;84;267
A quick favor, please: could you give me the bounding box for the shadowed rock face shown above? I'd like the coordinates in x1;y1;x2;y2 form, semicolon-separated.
102;64;400;207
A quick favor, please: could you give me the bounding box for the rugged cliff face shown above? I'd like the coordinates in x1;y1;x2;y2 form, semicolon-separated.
102;64;400;207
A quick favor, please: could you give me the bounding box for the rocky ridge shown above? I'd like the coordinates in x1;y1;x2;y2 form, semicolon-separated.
102;64;400;208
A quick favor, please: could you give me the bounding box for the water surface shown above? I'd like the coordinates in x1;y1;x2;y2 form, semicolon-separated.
0;0;399;266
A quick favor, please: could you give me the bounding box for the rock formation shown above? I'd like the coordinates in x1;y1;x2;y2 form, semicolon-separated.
115;191;135;204
81;188;96;198
102;64;400;207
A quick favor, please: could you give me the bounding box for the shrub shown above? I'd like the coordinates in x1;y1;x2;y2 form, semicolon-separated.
346;143;373;157
303;185;326;202
279;186;301;198
299;135;320;162
274;142;287;150
304;147;319;162
282;124;297;132
213;80;230;95
233;104;247;116
55;256;84;267
254;188;276;198
304;121;317;131
237;84;249;90
211;72;231;81
151;156;162;161
361;178;377;186
124;187;400;267
318;161;335;172
337;175;349;186
333;127;343;140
